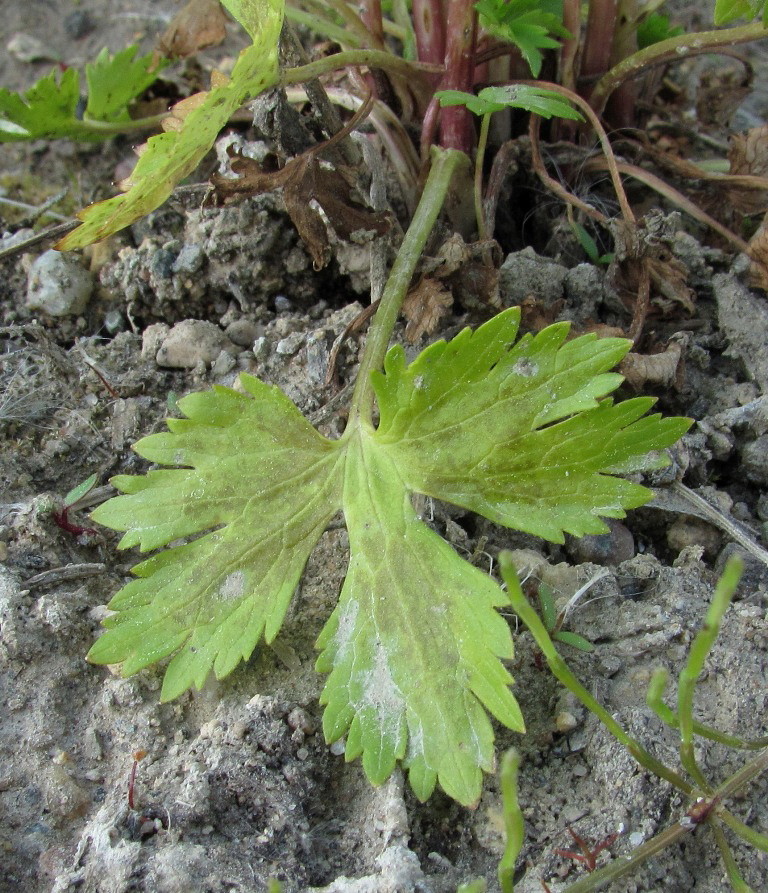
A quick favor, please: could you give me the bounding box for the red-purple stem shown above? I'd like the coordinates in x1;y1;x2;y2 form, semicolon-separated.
413;0;446;65
438;0;478;151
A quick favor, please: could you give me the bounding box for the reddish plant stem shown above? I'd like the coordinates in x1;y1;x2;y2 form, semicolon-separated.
606;0;640;127
559;0;580;93
438;0;478;151
52;506;98;539
412;0;445;65
580;0;618;94
360;0;384;46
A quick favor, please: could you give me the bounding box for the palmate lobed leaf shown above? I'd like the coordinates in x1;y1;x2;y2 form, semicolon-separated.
90;308;690;805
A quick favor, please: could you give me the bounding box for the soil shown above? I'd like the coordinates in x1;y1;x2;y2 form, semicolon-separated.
1;4;768;893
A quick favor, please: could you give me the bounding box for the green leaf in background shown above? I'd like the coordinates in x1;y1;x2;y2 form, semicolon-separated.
714;0;767;26
84;45;166;123
0;47;166;142
58;0;284;249
636;13;685;49
475;0;570;77
89;307;690;805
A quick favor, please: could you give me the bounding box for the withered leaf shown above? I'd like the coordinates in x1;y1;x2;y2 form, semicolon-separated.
696;67;750;130
646;253;695;315
401;277;453;343
619;341;684;391
748;213;768;291
728;125;768;215
157;0;229;59
212;153;390;270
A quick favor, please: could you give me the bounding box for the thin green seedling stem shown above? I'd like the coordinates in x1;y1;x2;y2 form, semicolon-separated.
346;147;466;427
590;23;768;117
284;4;360;47
498;749;523;893
77;113;166;135
281;48;443;88
717;805;768;854
678;557;743;791
501;555;692;796
711;821;754;893
647;669;768;751
474;112;492;240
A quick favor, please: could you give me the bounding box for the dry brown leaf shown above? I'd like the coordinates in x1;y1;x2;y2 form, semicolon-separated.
157;0;228;59
619;341;684;391
728;125;768;215
646;253;695;315
421;233;501;311
212;153;390;270
161;91;210;133
401;278;453;343
748;213;768;291
696;67;751;130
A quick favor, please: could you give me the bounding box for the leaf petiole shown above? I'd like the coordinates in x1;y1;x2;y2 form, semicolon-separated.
347;146;467;426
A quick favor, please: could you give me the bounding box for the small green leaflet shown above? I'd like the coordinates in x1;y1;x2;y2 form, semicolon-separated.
475;0;570;78
89;308;690;806
714;0;767;25
58;0;284;250
437;85;582;121
84;46;166;124
0;47;165;142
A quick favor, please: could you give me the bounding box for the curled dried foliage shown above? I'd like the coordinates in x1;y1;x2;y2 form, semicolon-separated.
157;0;229;59
212;152;390;269
401;278;454;342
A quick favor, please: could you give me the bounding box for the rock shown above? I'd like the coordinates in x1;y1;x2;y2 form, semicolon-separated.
713;272;768;391
224;318;260;347
741;434;768;485
26;250;93;317
155;320;233;368
172;243;205;276
7;32;58;63
63;10;95;39
563;263;604;324
566;519;635;565
499;247;567;308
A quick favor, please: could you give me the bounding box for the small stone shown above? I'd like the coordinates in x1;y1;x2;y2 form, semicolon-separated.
554;711;579;733
211;350;237;377
172;243;205;275
156;320;233;368
224;318;260;347
741;435;768;485
7;33;58;63
63;10;95;39
567;519;635;565
104;310;124;334
142;323;170;360
274;295;292;313
275;332;305;356
286;707;315;735
499;247;567;308
26;250;93;317
667;517;721;557
252;336;269;360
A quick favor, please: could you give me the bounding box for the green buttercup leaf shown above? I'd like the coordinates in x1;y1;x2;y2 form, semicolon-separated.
89;307;690;805
0;47;166;143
